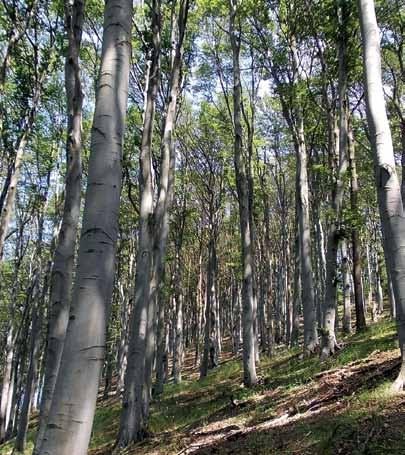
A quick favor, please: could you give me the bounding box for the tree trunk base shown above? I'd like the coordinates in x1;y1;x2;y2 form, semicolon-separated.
304;340;320;357
320;333;341;360
391;364;405;392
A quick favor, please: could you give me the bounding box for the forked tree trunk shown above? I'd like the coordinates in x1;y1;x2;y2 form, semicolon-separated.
358;0;405;391
38;0;132;452
118;0;188;445
34;0;84;451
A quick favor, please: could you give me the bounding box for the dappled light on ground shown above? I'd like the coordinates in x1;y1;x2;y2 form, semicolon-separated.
0;319;402;455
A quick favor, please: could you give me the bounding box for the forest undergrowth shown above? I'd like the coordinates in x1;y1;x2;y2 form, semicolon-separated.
2;318;404;455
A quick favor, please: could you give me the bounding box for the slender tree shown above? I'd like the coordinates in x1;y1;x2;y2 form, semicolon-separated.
34;0;84;450
229;0;257;387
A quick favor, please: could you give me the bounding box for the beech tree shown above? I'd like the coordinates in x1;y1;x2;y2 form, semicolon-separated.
358;0;405;391
1;0;405;452
37;0;133;452
34;0;84;450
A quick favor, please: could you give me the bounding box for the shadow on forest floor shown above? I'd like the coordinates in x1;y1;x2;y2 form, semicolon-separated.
1;318;404;455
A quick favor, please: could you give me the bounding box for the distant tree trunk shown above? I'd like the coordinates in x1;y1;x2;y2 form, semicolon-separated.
0;325;14;441
261;171;275;352
200;237;219;378
194;250;203;363
291;224;300;346
295;117;318;354
38;0;132;451
229;0;257;387
388;273;396;318
348;123;366;331
321;3;349;357
34;0;84;450
0;76;44;258
365;243;373;315
103;330;114;400
155;294;167;395
232;278;241;354
315;214;326;326
0;225;25;442
287;35;318;354
5;284;32;440
373;249;384;319
358;0;405;391
173;254;184;384
172;189;187;384
117;277;130;393
341;240;351;334
14;270;43;453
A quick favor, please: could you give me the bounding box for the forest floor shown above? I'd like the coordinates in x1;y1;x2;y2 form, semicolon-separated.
2;318;405;454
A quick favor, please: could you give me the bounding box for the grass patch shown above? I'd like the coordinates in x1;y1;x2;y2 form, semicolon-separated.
1;318;402;455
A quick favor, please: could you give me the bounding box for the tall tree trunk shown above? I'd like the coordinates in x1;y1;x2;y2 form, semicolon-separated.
348;122;366;331
296;113;318;354
154;293;167;395
341;240;351;334
118;0;188;445
200;238;219;378
321;3;349;357
117;0;160;444
38;0;132;451
34;0;84;450
14;267;45;453
0;225;25;442
229;0;257;387
291;223;300;346
358;0;405;391
173;254;184;384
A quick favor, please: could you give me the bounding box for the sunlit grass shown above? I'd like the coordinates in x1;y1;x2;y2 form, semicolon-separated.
0;318;402;455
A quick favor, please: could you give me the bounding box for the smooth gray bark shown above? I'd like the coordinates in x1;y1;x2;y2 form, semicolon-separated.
296;111;318;354
321;4;349;357
229;0;257;387
358;0;405;391
200;238;219;378
0;226;25;441
117;0;160;443
38;0;132;452
341;240;351;334
14;270;43;453
348;123;367;331
118;0;188;444
34;1;84;451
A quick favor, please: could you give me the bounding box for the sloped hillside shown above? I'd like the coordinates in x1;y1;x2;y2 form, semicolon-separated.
2;319;404;455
